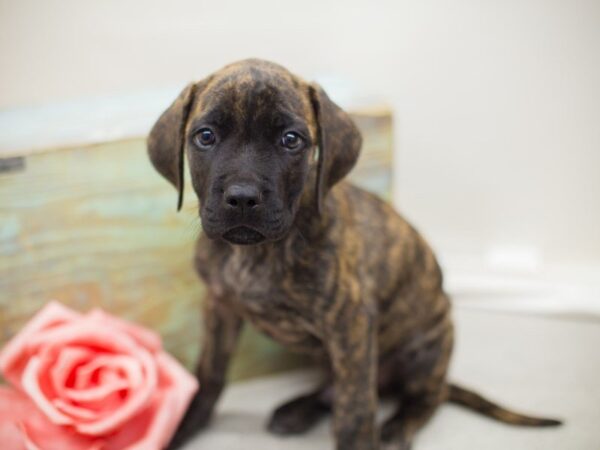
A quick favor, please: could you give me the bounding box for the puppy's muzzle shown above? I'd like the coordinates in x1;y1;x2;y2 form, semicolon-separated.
219;182;267;245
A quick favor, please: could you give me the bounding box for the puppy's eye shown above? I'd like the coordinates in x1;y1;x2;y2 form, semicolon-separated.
193;128;216;148
281;132;303;150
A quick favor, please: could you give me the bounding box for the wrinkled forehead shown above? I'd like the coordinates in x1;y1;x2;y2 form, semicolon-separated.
190;66;316;137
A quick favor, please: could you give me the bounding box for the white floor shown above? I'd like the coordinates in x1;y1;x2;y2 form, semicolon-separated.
184;308;600;450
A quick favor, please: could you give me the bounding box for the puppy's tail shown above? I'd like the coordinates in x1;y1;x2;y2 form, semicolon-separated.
446;383;563;427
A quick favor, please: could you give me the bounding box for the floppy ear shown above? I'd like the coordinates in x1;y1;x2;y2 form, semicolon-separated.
147;83;197;211
309;83;362;214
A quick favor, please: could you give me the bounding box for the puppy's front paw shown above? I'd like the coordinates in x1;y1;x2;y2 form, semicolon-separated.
267;392;330;435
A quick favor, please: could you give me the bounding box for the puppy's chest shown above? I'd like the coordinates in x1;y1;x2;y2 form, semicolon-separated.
220;251;276;301
218;251;323;349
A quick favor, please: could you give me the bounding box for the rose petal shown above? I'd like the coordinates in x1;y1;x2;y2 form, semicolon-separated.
57;355;148;424
156;352;199;424
75;348;158;436
0;421;27;450
74;354;142;392
102;353;198;450
123;391;174;450
0;301;79;388
74;359;109;390
125;352;199;450
21;356;73;426
52;398;99;421
87;310;162;353
26;321;144;357
64;378;128;403
49;346;96;396
0;386;100;450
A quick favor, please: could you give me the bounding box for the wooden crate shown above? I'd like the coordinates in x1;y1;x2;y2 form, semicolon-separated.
0;107;393;381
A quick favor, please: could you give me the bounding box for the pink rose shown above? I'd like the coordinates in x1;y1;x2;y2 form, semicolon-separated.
0;302;198;450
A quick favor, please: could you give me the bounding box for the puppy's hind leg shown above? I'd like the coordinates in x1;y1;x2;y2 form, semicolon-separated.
267;383;332;435
380;387;447;450
380;318;453;450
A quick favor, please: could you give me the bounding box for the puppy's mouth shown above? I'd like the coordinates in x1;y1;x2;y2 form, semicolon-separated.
222;226;266;245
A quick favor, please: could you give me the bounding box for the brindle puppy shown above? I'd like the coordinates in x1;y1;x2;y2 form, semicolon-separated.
148;59;561;450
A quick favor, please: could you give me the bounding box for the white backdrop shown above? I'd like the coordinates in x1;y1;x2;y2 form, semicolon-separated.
1;0;599;271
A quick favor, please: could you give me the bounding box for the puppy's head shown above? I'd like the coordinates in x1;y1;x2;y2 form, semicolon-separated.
148;59;361;245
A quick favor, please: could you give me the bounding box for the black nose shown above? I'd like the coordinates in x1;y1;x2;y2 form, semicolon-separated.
223;183;261;210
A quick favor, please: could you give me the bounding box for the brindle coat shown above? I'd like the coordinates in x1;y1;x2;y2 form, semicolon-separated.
147;59;561;450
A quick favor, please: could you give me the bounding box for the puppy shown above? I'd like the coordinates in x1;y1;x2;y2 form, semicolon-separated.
148;59;561;450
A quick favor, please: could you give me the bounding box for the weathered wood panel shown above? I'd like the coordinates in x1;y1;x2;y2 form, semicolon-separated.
0;108;393;381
